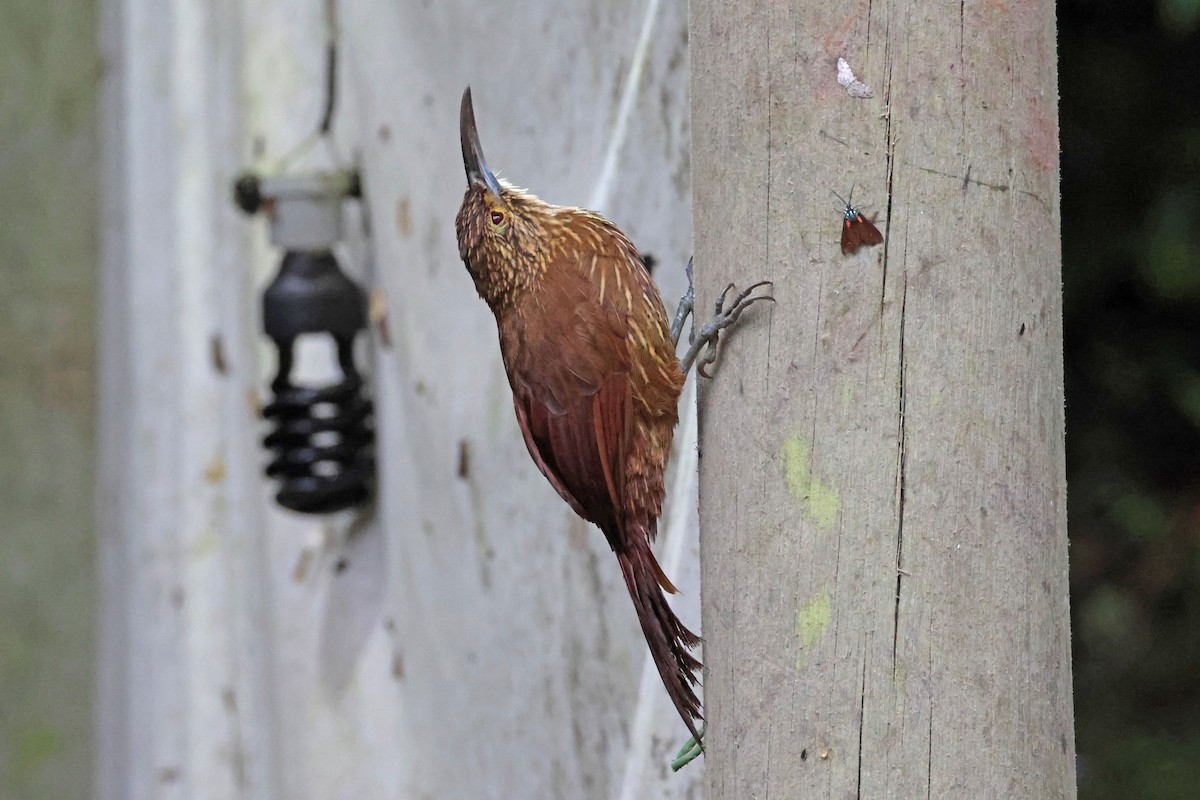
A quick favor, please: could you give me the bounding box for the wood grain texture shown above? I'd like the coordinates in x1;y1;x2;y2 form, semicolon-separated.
690;0;1076;797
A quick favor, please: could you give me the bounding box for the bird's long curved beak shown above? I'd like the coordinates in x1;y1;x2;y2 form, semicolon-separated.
460;86;503;197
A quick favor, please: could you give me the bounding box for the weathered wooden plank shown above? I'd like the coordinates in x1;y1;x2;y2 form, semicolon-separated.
690;0;1076;796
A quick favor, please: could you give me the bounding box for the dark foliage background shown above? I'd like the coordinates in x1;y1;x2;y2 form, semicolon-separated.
1061;0;1200;796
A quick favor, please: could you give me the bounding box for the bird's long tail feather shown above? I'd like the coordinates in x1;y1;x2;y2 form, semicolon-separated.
616;543;703;743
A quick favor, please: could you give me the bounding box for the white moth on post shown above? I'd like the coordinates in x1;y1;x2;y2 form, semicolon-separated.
837;57;875;98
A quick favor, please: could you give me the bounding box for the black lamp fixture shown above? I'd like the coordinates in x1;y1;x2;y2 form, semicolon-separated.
234;170;374;514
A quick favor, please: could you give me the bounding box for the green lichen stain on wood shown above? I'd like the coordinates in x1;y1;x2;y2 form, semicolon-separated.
795;586;832;670
782;434;840;527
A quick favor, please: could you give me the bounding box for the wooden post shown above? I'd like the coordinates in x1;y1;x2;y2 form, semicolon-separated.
690;1;1077;797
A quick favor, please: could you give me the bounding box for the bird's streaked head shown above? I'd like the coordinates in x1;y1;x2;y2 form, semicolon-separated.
456;87;513;263
455;86;554;310
455;86;635;315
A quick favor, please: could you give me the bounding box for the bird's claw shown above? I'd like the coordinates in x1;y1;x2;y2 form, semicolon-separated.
681;279;774;378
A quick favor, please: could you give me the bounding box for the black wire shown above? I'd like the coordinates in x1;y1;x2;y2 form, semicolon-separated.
318;40;337;135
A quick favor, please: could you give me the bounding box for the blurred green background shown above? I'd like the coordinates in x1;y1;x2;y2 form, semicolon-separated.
1;0;1197;797
1062;0;1200;797
0;3;98;799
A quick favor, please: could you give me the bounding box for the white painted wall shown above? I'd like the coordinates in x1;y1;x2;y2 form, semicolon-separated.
98;1;700;797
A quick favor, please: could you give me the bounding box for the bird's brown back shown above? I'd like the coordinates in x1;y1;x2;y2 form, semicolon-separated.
474;193;684;543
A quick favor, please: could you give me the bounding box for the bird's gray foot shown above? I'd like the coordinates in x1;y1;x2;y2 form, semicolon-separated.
679;277;774;378
669;257;696;347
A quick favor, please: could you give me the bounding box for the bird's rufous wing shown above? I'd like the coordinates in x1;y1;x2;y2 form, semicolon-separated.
504;252;704;740
506;265;633;545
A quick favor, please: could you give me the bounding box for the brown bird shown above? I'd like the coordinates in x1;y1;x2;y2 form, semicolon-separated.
455;86;770;745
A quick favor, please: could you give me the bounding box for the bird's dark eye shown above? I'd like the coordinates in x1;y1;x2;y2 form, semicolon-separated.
490;211;504;225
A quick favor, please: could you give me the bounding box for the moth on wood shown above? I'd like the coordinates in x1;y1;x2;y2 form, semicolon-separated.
836;57;874;99
833;187;884;255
